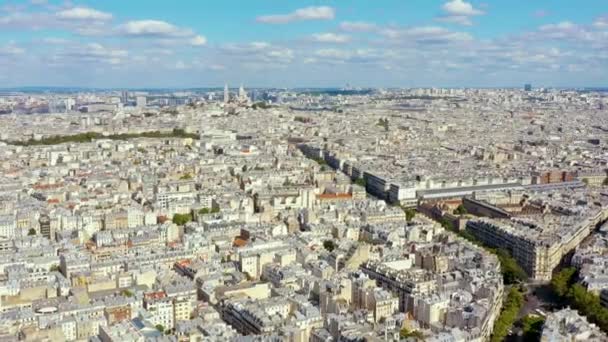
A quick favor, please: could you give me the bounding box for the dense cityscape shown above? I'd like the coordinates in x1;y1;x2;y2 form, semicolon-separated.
0;85;606;342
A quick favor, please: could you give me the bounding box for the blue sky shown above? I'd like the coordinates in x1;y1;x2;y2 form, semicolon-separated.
0;0;606;88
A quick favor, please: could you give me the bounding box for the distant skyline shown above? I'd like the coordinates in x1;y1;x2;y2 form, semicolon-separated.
0;0;606;88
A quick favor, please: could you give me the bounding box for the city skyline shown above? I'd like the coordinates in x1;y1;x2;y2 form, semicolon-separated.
0;0;607;88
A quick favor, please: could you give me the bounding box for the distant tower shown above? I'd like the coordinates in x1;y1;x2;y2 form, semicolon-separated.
238;84;248;103
224;84;229;104
524;84;532;92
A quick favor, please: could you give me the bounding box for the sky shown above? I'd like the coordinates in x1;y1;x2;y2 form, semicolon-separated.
0;0;606;88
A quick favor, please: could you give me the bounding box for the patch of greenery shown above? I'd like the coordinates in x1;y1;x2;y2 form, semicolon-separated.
180;173;193;180
491;287;525;342
172;213;192;226
252;101;271;109
403;208;417;222
5;128;198;146
551;267;577;298
399;327;424;340
323;240;336;252
453;204;467;215
198;207;220;215
312;157;326;166
377;118;389;131
354;178;366;187
521;314;545;341
551;267;608;333
121;289;134;297
496;249;529;285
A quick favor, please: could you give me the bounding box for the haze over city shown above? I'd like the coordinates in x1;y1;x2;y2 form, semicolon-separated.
0;0;607;88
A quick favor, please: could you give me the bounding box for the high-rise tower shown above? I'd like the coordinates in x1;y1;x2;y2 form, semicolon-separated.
239;84;245;98
224;83;229;104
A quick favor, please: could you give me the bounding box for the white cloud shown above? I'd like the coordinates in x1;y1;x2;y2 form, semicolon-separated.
0;43;25;56
442;0;484;16
56;7;113;21
437;16;473;26
50;42;129;66
311;33;350;43
118;20;193;37
190;35;207;46
221;42;294;64
593;16;608;29
438;0;484;26
251;41;270;49
380;26;473;43
315;49;351;59
42;37;70;44
86;43;128;58
207;64;225;71
339;21;377;32
256;6;335;24
313;48;382;64
539;21;576;31
174;60;188;70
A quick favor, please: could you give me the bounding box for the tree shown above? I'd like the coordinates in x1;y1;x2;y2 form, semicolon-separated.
354;178;366;187
547;268;608;333
323;240;336;252
453;204;467;216
377;118;389;131
252;101;271;109
313;157;326;166
121;289;134;297
439;218;454;231
28;228;36;236
403;208;417;222
180;173;193;180
399;327;424;340
155;324;164;333
199;207;220;215
521;314;545;341
496;249;528;284
491;287;524;342
551;267;577;298
172;213;192;226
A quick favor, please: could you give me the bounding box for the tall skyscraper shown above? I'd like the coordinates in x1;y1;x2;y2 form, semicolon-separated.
524;84;532;92
224;84;229;104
